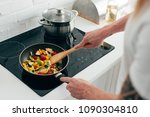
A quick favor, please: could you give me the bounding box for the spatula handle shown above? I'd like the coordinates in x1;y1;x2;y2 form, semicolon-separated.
64;47;76;55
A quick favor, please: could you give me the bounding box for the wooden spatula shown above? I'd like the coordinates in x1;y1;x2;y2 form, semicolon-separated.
50;47;77;65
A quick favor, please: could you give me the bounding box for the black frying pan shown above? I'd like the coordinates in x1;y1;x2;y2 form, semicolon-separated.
19;43;69;89
19;43;69;76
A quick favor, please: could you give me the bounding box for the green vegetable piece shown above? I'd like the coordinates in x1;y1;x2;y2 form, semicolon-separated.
45;61;50;68
36;60;42;66
29;56;35;61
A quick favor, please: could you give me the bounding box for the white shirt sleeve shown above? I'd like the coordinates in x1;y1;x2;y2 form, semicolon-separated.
130;23;150;99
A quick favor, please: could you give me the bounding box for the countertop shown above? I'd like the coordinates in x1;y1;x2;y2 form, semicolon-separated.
0;16;124;99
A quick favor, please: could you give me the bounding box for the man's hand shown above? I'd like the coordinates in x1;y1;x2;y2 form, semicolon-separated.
60;77;119;100
75;26;111;49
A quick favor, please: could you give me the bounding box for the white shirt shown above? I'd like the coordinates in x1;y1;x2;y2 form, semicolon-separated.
117;7;150;99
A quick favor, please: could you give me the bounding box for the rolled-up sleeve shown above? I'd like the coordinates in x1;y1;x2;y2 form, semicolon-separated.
130;23;150;99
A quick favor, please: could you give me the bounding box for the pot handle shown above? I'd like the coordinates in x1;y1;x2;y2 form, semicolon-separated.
72;10;78;16
39;19;52;26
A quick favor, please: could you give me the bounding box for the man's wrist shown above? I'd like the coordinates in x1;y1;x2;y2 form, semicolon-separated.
91;87;119;100
101;25;115;38
106;23;118;36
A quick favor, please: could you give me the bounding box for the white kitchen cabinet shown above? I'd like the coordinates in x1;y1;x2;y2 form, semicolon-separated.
93;60;121;93
105;61;121;93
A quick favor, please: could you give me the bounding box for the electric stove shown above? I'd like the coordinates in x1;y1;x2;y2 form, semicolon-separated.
0;27;114;97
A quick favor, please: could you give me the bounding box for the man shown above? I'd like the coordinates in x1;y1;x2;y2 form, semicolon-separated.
60;15;129;100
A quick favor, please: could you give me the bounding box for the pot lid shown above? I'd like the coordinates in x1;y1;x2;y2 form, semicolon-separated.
42;8;75;23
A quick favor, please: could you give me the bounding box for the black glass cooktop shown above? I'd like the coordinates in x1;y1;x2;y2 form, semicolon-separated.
0;27;114;97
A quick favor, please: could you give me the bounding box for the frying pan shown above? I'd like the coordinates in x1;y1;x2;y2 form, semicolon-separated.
19;43;69;89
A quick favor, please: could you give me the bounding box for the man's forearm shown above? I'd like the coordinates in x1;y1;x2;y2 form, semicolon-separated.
102;14;130;37
93;14;130;42
86;85;120;100
110;14;130;33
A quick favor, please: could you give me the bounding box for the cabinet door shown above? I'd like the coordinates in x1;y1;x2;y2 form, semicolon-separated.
92;61;121;93
107;61;121;93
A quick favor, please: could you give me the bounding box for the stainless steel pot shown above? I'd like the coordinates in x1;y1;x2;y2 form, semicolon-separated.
39;8;78;36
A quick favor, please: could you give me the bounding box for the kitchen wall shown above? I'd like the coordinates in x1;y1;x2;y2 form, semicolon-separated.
0;0;75;41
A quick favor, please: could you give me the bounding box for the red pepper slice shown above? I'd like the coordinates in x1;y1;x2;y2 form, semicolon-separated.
37;72;44;75
52;52;57;56
40;55;46;61
47;70;52;74
50;65;55;68
33;56;37;59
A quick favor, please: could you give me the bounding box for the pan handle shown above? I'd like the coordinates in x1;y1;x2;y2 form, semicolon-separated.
55;73;70;84
55;72;65;79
